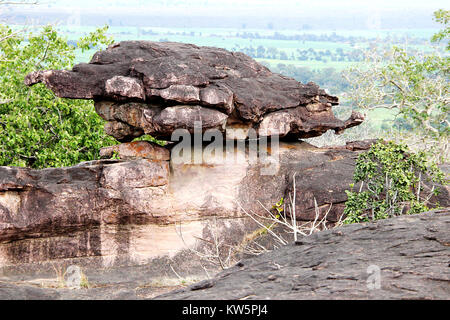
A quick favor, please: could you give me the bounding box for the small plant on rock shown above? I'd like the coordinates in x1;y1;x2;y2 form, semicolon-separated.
343;140;445;224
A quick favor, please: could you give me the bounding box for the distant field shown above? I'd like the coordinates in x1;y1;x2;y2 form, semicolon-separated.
367;108;398;130
59;25;432;130
255;58;355;71
57;25;439;71
54;25;439;40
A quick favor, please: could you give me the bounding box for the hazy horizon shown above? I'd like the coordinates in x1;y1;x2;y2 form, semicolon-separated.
2;0;448;30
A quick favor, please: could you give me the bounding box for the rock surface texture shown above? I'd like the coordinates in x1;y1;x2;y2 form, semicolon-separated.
1;141;448;243
1;209;448;300
156;209;450;300
25;41;363;141
0;142;350;243
8;42;447;300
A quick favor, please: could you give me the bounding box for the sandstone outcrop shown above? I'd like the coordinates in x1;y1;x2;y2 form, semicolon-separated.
1;140;447;244
0;158;170;242
99;140;170;160
0;142;350;243
25;41;363;142
1;209;448;300
5;41;446;301
156;209;450;300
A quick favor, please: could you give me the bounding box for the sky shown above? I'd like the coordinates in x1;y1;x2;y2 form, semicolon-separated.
2;0;448;30
13;0;450;13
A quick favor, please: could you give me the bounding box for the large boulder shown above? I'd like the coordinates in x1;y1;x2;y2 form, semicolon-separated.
25;41;363;141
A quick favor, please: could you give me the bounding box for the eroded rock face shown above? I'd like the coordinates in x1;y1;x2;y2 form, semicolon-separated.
25;41;363;142
1;141;448;243
0;141;448;298
3;209;448;300
0;158;170;242
156;209;450;300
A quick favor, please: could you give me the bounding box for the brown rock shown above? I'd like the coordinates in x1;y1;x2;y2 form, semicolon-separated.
153;105;228;136
99;141;170;161
100;159;169;189
104;121;143;142
156;210;450;300
1;141;447;242
95;101;228;142
25;41;362;141
105;76;146;100
0;159;170;242
158;85;200;103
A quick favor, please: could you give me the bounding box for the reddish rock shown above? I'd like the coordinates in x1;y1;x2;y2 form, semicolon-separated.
1;141;447;242
99;141;170;161
105;76;146;100
0;159;170;242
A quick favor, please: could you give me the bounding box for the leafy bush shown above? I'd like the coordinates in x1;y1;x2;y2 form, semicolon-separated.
343;10;449;162
431;9;450;50
343;140;445;224
133;134;167;146
0;25;117;168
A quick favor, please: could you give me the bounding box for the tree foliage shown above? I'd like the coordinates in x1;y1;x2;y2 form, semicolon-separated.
0;24;117;168
343;141;445;224
343;10;449;161
431;9;450;50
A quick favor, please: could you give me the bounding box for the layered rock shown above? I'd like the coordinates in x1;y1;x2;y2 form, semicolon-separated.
0;158;170;242
0;142;343;243
25;41;363;142
99;140;170;160
156;209;450;300
2;140;447;244
1;209;448;300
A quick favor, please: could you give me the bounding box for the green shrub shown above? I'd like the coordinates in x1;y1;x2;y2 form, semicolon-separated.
343;140;445;224
0;24;117;168
343;10;449;162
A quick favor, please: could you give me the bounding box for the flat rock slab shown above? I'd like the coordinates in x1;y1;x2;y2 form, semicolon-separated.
1;209;448;300
25;41;363;141
155;209;450;300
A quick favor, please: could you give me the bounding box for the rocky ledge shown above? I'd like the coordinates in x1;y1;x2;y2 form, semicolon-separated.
0;141;368;242
1;209;448;299
1;139;447;243
156;209;450;300
25;41;363;141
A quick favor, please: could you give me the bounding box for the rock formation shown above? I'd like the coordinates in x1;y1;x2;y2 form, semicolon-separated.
0;141;366;243
156;209;450;300
1;139;447;267
0;41;444;301
25;41;363;142
1;209;448;300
